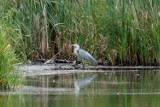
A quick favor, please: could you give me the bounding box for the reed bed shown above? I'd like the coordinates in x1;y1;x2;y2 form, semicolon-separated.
2;0;160;65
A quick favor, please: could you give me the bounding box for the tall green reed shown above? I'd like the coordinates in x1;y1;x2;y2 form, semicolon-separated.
6;0;160;65
53;0;160;65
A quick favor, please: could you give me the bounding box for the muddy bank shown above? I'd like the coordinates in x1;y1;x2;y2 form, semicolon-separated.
18;63;160;76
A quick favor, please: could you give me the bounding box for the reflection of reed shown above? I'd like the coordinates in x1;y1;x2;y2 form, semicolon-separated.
51;74;74;88
74;73;97;95
26;74;75;88
24;74;75;107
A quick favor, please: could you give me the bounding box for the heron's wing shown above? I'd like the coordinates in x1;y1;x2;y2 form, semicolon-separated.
77;49;97;64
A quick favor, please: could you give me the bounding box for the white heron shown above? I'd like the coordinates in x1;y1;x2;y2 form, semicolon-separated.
72;43;98;64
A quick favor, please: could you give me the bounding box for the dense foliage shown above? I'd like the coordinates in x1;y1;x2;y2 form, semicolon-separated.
2;0;160;65
0;1;21;89
0;21;20;89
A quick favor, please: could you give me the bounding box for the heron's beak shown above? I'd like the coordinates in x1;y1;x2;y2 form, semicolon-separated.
69;44;74;49
71;44;75;47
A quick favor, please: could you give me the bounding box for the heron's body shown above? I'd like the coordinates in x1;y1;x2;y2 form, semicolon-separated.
72;44;97;64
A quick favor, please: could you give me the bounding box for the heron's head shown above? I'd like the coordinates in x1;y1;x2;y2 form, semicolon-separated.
72;43;80;50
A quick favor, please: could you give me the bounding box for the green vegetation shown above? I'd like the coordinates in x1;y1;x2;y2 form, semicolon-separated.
0;1;21;89
10;0;160;65
0;21;20;89
52;0;160;65
1;0;160;66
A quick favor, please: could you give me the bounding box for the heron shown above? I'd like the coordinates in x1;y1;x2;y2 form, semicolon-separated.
72;43;98;65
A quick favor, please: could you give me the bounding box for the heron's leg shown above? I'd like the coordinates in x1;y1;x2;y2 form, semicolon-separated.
75;56;77;64
75;58;85;69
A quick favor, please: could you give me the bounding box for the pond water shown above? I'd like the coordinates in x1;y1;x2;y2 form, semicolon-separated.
1;69;160;107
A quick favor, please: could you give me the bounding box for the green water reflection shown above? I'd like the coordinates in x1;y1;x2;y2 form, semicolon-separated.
1;70;160;107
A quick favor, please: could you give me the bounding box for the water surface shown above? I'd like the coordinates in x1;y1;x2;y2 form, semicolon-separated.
1;70;160;107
